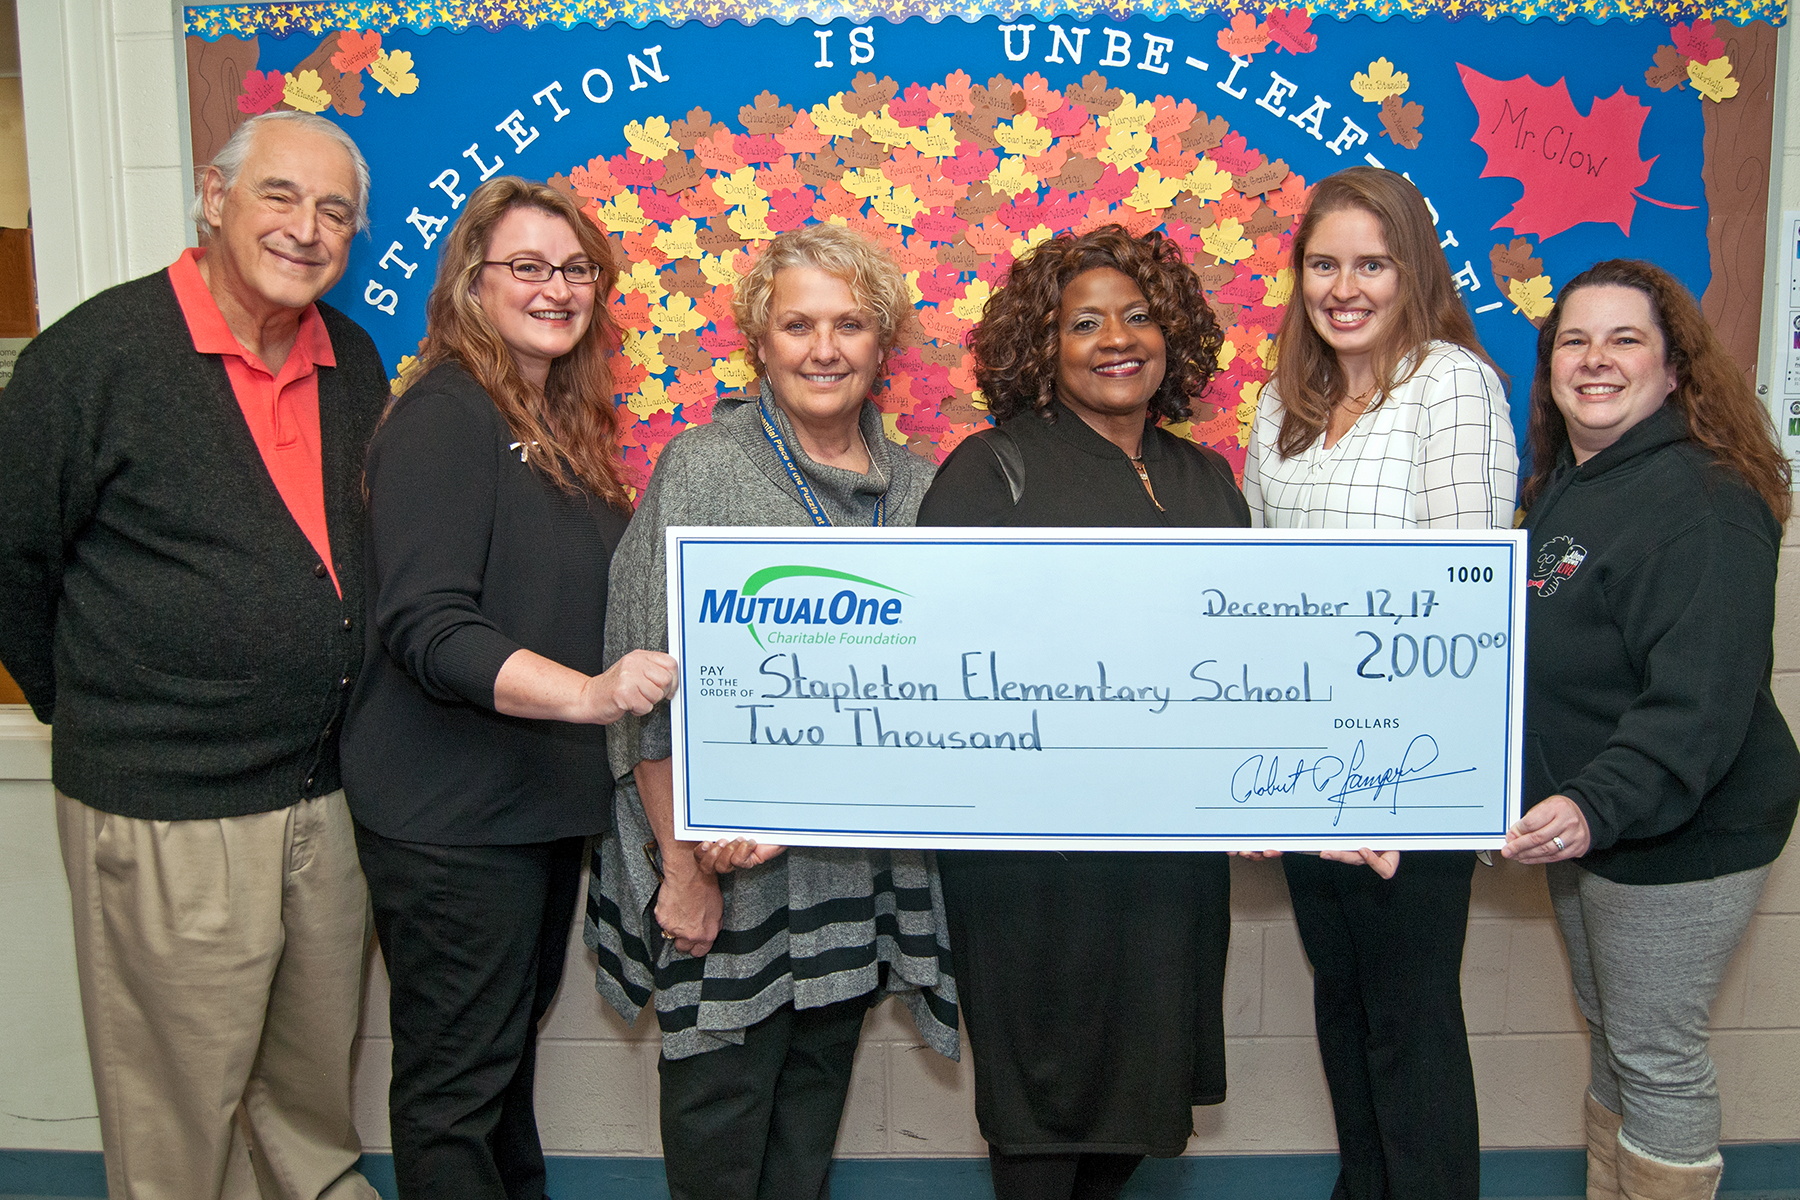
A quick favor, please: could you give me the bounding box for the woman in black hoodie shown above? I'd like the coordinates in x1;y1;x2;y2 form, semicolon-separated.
1504;259;1797;1200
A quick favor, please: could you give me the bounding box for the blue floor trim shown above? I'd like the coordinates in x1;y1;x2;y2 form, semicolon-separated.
4;1143;1795;1198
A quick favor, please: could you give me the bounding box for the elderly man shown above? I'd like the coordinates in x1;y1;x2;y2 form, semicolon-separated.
0;111;387;1200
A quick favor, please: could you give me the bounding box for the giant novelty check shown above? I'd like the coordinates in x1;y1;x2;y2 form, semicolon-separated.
667;528;1526;851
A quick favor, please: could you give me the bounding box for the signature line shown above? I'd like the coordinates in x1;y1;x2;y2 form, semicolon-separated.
703;797;978;810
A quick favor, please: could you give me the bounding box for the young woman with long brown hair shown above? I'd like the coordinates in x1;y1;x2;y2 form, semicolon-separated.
341;176;676;1199
1241;166;1518;1200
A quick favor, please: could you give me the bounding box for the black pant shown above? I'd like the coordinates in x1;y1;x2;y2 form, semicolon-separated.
987;1149;1145;1200
658;996;871;1200
1282;852;1480;1200
355;825;585;1200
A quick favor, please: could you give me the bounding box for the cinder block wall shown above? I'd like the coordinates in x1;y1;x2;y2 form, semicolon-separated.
6;0;1797;1164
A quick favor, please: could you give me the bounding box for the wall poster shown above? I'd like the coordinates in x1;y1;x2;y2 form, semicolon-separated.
183;0;1784;490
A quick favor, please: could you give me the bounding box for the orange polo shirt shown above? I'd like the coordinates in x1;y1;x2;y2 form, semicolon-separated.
168;247;341;596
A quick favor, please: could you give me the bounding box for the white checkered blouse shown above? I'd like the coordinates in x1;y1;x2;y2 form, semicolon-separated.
1242;342;1519;530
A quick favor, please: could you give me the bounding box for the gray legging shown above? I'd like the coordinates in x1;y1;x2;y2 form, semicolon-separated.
1547;860;1770;1163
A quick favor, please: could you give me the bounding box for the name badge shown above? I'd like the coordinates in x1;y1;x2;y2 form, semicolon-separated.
667;527;1526;851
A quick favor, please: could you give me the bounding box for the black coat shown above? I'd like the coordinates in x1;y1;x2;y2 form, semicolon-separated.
341;363;629;845
1523;406;1799;884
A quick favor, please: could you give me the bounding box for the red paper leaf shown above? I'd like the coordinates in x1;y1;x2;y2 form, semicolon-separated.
1263;7;1318;55
1672;20;1724;65
766;189;814;233
237;69;286;115
1459;65;1684;241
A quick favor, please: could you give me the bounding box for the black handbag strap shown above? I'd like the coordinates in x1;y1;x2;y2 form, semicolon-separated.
972;425;1024;505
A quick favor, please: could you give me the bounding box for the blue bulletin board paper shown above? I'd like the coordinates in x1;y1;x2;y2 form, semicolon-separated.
667;527;1528;851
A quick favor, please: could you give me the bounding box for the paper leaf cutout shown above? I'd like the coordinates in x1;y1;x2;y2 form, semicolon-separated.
1264;7;1318;55
1352;58;1409;103
369;49;417;97
1645;45;1691;93
282;70;332;113
671;107;715;148
1217;13;1270;57
1378;96;1424;149
237;68;286;115
1508;275;1555;320
330;30;381;75
625;116;680;160
1672;20;1725;65
739;91;795;134
1687;56;1739;103
1460;65;1671;240
1490;237;1544;285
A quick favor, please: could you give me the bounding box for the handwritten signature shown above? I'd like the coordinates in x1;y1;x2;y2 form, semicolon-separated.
1229;735;1456;826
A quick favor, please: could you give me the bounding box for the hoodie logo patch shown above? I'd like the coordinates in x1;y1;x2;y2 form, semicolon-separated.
1527;534;1587;597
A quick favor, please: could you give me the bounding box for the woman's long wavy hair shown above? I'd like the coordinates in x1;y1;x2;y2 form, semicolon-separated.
1521;259;1791;522
970;225;1223;424
1270;167;1497;458
402;176;629;509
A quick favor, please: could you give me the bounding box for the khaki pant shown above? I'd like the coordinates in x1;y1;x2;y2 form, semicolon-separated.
57;789;377;1200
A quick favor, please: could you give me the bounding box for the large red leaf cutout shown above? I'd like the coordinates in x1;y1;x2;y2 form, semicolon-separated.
1458;65;1693;241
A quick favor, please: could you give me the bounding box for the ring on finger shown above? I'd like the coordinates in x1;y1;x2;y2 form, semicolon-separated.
1552;836;1566;852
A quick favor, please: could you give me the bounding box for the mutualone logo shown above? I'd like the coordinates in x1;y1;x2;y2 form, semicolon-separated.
697;565;909;647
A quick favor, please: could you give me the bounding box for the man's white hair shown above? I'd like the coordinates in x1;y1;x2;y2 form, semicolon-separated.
188;111;372;236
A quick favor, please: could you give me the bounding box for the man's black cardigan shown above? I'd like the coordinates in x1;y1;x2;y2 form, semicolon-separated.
0;268;388;819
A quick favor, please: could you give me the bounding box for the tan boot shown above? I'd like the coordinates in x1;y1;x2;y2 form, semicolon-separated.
1585;1093;1623;1200
1616;1138;1722;1200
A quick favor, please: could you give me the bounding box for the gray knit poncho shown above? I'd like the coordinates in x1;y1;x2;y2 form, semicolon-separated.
585;387;960;1060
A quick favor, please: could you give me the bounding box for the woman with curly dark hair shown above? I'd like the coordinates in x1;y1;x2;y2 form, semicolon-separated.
917;226;1247;1200
1505;260;1794;1200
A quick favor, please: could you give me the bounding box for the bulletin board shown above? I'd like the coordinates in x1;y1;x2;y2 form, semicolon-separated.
181;1;1784;490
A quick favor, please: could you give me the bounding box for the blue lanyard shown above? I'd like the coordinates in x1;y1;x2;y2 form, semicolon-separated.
757;396;886;528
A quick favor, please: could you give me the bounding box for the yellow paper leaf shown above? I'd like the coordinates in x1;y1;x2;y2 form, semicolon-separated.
839;168;892;200
1255;337;1276;369
1236;382;1263;442
597;191;650;234
699;253;741;287
654;292;708;336
911;115;959;158
1202;217;1253;263
627;377;674;418
714;167;766;207
728;196;775;241
1098;128;1151;169
624;115;679;159
1687;55;1739;102
1351;58;1409;103
995;111;1053;158
282;70;332;113
952;279;993;322
881;411;907;445
712;350;757;389
903;271;924;305
622;329;667;374
1215;341;1236;370
872;184;925;227
810;94;861;138
1124;169;1182;213
618;259;668;302
1101;93;1156;132
862;109;914;147
986;156;1039;198
1009;224;1055;258
368;50;418;98
1509;274;1555;319
1263;267;1295;307
654;218;705;261
1182;158;1233;202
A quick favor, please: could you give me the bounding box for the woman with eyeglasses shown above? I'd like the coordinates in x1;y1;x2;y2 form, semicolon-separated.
340;177;677;1200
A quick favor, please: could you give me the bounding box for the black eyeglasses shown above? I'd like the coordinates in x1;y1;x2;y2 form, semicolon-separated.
482;259;603;286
